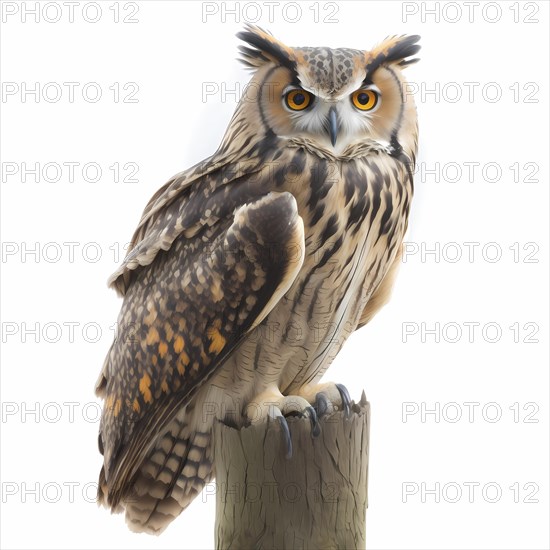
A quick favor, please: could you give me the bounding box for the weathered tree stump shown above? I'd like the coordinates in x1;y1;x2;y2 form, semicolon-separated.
213;397;370;549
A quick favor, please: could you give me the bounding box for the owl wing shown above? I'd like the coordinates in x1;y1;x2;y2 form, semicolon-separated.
97;154;305;510
109;147;266;296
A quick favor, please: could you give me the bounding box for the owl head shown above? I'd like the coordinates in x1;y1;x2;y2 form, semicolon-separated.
235;26;420;157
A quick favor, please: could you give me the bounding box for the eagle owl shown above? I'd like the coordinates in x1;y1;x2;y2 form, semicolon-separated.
95;26;420;534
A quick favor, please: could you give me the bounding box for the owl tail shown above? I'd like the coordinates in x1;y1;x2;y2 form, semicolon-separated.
98;409;214;535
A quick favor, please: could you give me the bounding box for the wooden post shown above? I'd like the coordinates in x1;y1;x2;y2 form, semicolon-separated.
213;397;370;549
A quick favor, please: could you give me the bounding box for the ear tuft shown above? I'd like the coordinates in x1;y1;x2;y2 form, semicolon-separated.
366;35;421;76
236;24;296;71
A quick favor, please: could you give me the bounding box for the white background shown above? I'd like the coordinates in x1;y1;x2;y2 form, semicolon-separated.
1;1;548;549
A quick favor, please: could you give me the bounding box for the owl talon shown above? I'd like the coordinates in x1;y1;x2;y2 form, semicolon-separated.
314;392;330;417
269;407;293;459
336;384;352;418
307;383;352;417
306;406;321;437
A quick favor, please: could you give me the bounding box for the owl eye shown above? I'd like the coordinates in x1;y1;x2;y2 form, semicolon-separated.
285;89;312;111
351;89;379;111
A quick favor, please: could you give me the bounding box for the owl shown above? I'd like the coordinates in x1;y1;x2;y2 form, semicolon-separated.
95;26;420;534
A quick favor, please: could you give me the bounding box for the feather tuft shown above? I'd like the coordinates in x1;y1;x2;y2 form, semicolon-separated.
365;35;421;79
236;24;296;71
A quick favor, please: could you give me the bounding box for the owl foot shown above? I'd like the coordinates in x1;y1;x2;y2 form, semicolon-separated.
246;389;321;458
303;382;352;418
286;405;321;438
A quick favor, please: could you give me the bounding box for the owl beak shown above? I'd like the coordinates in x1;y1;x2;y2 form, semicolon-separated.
327;106;339;146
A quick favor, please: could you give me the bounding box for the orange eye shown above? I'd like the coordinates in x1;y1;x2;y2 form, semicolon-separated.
352;89;379;111
285;89;312;111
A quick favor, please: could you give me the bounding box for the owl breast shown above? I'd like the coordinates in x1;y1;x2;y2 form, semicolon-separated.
218;143;412;401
